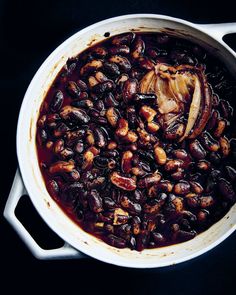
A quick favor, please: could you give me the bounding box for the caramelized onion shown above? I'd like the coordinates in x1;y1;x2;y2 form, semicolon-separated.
140;64;212;140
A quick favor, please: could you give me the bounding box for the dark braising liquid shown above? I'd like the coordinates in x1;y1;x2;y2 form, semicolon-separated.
36;32;236;251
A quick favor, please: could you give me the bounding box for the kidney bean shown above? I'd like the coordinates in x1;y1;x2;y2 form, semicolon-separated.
164;123;185;140
173;181;190;195
106;234;127;248
71;99;93;109
219;136;230;157
171;168;185;181
50;90;64;112
92;80;114;94
88;190;103;213
109;45;130;55
121;151;133;173
147;122;160;133
177;230;196;242
120;195;141;215
136;230;150;251
106;107;120;127
66;81;81;98
199;196;215;208
103;93;118;108
49;160;75;174
82;150;94;170
131;36;145;59
218;178;236;201
53;123;70;137
115;118;129;137
154;146;167;165
165;159;184;172
138;173;162;188
199;132;220;152
80;59;103;76
122;78;138;102
190;181;203;194
111;32;135;46
157;180;173;193
138;57;155;70
109;55;131;72
47;179;60;199
76;79;88;91
214;119;227;138
110;171;136;191
189;140;206;160
152;232;166;245
92;46;108;58
93;127;107;148
197;160;211;171
139;105;157;122
60;106;90;124
37;129;47;146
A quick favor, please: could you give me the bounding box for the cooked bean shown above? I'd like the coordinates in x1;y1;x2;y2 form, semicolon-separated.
109;45;130;55
106;107;120;127
199;196;215;208
66;81;81;98
164;123;185;140
122;78;138;102
115;118;129;137
218;178;236;201
49;160;75;174
121;151;133;173
206;110;219;131
219;136;230;157
111;32;135;46
50;90;64;112
165;159;184;172
138;57;155;70
131;36;145;59
171;168;185;181
154;146;167;165
110;171;136;191
80;59;103;76
137;173;162;188
106;234;127;248
140;105;157;122
214;119;227;138
199;132;220;152
109;55;131;72
120;195;142;215
190;181;204;194
104;92;119;107
173;181;190;195
197;160;211;171
189;140;206;160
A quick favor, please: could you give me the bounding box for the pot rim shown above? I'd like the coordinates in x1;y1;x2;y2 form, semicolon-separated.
16;13;236;268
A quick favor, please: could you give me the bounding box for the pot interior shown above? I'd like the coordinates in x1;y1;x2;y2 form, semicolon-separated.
18;15;236;268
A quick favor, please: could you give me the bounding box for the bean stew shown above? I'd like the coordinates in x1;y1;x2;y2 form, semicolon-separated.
36;32;236;251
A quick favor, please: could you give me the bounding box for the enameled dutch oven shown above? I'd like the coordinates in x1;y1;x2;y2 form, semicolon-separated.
4;14;236;268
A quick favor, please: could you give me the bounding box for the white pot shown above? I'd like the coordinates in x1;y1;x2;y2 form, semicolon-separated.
4;14;236;268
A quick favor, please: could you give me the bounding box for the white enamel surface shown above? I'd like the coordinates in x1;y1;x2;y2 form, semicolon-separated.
16;14;236;268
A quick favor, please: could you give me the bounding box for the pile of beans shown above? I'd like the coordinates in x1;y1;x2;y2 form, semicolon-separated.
36;32;236;251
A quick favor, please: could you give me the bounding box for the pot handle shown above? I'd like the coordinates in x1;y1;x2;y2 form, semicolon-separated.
4;169;85;260
199;22;236;40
